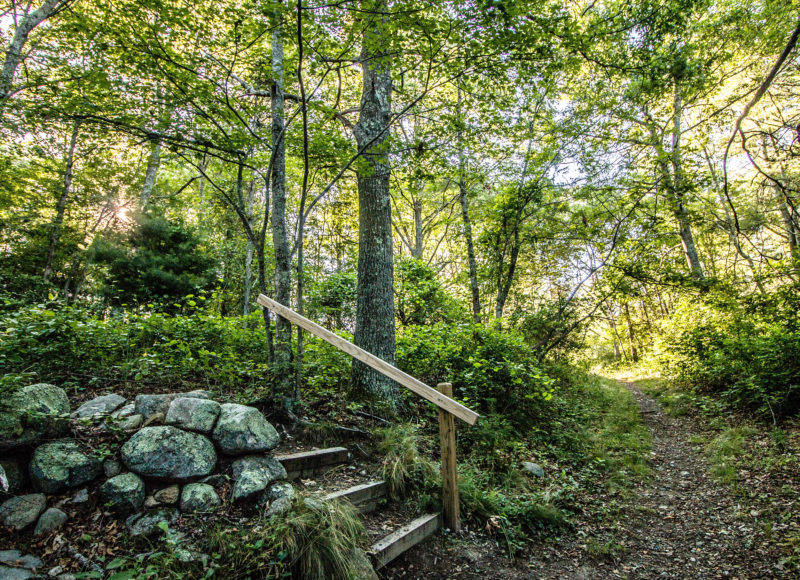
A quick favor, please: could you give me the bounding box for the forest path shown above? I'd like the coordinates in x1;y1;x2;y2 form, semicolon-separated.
385;381;784;579
523;381;781;579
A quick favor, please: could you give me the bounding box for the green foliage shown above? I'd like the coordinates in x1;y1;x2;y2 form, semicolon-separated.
657;290;800;419
395;258;461;326
376;424;438;500
0;302;273;400
272;497;366;580
397;322;556;428
92;213;218;308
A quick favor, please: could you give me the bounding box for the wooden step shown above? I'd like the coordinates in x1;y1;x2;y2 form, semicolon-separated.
275;447;351;479
324;481;387;514
369;513;441;569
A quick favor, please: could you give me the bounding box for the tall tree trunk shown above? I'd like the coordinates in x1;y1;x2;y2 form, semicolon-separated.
624;302;638;363
0;0;66;117
457;87;481;323
43;121;80;283
243;179;256;317
670;83;704;281
412;198;423;259
270;6;293;402
494;218;520;327
140;139;161;208
351;0;397;406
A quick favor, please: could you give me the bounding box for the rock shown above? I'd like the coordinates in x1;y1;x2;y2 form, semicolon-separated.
0;384;69;451
232;456;287;502
349;547;379;580
0;460;24;494
101;473;145;516
48;566;64;577
154;485;180;505
0;494;46;530
213;404;279;456
29;440;102;493
179;483;220;513
71;489;89;504
112;403;135;418
34;507;68;535
143;496;159;509
0;550;42;570
0;567;34;579
103;459;122;478
121;426;216;480
200;474;227;487
134;391;211;422
71;394;126;419
118;414;143;431
166;398;221;434
142;413;165;427
126;508;179;538
522;462;545;477
262;481;295;517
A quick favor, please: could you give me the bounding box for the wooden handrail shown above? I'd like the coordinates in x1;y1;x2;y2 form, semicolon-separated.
257;294;479;425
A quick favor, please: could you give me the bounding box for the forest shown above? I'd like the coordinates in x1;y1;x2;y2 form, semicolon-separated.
0;0;799;578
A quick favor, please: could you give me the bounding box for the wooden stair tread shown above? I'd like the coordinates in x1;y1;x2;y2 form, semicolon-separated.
324;480;387;513
369;513;441;569
275;447;351;479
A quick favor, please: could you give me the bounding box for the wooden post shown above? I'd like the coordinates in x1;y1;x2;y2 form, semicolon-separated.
437;382;460;532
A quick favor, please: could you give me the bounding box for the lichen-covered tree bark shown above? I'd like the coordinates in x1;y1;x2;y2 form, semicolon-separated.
270;6;294;402
43;121;80;283
351;0;397;406
140;139;161;207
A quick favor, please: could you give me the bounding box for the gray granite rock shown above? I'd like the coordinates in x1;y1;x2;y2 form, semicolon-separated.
262;481;295;517
0;550;42;570
0;494;46;530
121;426;216;480
118;414;143;431
71;489;89;504
179;483;220;513
231;456;286;502
71;394;126;419
213;404;279;456
101;473;145;516
29;440;102;493
112;403;135;418
33;507;68;535
134;391;211;422
0;567;34;579
103;459;122;478
166;398;220;434
153;485;180;505
522;462;544;477
126;508;179;538
0;460;24;494
0;384;69;451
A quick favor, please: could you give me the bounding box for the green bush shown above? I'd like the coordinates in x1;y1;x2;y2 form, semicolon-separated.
0;303;273;400
657;292;800;419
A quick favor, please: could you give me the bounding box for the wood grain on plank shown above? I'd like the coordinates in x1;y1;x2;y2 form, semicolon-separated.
370;513;442;569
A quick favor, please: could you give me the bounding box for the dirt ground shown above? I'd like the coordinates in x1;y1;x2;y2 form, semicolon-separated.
383;382;793;579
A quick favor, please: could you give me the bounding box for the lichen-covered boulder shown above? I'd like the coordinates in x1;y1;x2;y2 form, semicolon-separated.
231;456;286;502
0;494;46;531
71;394;126;419
166;398;221;434
213;404;279;456
134;391;211;422
126;508;179;538
154;485;180;505
180;483;221;513
121;426;216;480
262;481;295;517
29;440;101;493
33;507;68;535
0;384;69;451
101;473;145;516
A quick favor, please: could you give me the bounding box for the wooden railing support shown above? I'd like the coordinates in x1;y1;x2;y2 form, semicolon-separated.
437;382;460;532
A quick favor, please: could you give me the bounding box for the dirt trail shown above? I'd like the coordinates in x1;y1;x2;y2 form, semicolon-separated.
385;382;785;579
